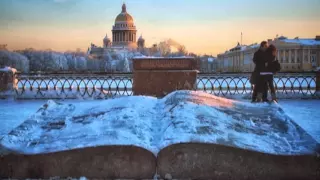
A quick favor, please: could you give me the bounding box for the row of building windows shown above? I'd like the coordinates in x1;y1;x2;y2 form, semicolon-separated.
201;61;304;72
116;24;134;28
218;54;314;66
277;56;313;63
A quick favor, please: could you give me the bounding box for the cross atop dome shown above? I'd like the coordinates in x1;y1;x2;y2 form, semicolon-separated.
122;3;127;13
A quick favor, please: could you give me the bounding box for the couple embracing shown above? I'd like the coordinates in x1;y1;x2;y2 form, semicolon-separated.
250;41;281;103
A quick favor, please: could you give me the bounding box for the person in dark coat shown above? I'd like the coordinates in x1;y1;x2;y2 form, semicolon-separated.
265;44;281;102
251;41;269;102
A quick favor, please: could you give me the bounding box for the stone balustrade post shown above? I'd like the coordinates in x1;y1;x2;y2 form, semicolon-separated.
132;57;198;97
316;70;320;92
0;67;17;99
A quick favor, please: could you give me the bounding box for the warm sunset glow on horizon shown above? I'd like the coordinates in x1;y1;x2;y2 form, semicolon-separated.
1;0;319;56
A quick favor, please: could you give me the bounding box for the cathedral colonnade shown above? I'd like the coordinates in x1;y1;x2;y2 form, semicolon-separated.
113;31;136;42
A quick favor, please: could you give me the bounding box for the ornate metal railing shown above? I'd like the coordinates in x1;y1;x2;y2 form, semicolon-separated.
15;74;133;99
197;73;319;99
13;72;319;99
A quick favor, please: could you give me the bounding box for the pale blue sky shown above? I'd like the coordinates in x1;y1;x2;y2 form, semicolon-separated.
1;0;319;54
1;0;319;26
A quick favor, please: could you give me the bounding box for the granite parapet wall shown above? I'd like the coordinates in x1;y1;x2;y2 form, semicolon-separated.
157;143;320;180
0;145;156;179
1;143;320;179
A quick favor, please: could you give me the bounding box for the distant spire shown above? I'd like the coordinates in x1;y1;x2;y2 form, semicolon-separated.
241;32;243;45
122;3;127;13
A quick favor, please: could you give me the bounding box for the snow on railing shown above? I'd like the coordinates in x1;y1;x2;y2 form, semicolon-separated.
13;72;320;99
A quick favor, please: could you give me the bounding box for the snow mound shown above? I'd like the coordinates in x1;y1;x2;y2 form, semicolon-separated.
0;91;318;155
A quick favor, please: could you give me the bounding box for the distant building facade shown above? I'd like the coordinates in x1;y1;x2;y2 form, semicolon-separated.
199;55;217;73
216;36;320;72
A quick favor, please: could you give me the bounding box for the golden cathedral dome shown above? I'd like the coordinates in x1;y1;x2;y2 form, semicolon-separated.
115;3;134;23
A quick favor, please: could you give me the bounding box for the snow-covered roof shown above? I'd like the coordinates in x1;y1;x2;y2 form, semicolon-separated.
218;43;259;56
240;46;247;51
247;43;260;49
278;36;288;40
0;66;17;73
280;39;320;46
229;43;246;52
